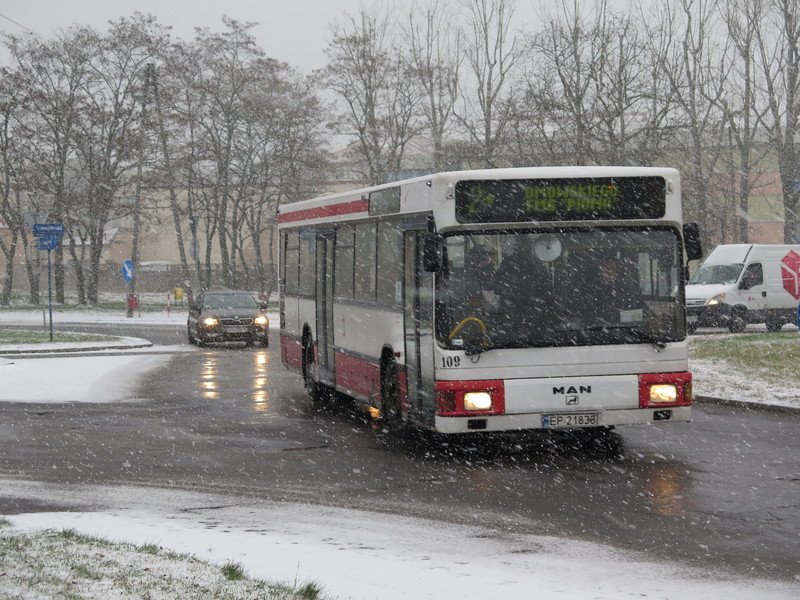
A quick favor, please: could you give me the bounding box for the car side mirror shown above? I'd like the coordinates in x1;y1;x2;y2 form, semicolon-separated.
190;302;200;313
683;222;703;261
259;301;268;311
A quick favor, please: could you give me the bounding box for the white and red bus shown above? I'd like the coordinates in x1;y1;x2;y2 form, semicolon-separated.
278;167;702;434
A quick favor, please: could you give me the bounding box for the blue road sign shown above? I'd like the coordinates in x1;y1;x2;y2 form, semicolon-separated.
121;259;135;283
33;223;63;251
37;235;61;251
33;223;64;236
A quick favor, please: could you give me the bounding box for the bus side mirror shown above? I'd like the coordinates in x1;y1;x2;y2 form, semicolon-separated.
683;222;703;261
423;234;443;272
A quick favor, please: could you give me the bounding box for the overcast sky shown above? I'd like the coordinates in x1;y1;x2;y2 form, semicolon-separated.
0;0;391;72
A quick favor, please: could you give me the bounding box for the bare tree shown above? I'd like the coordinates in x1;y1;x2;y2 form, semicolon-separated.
405;0;461;171
323;9;422;184
457;0;522;167
4;27;92;303
757;0;800;243
644;0;729;244
718;0;772;243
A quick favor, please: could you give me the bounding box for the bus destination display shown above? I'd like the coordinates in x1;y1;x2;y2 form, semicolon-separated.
455;177;666;223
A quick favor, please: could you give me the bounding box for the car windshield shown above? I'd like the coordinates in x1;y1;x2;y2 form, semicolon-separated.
435;228;684;350
203;293;258;309
688;263;743;285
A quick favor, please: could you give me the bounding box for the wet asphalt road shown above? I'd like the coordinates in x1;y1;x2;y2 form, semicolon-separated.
1;323;799;583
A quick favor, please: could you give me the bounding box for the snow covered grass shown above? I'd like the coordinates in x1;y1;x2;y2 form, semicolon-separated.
689;332;800;408
0;521;323;599
690;332;800;383
0;328;117;345
6;485;800;600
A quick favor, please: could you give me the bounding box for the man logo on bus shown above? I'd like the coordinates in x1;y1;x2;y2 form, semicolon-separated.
553;385;592;394
781;250;800;300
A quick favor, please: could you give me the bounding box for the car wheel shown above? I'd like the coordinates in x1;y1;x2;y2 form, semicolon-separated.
187;324;197;345
381;361;405;434
686;322;698;334
261;338;269;348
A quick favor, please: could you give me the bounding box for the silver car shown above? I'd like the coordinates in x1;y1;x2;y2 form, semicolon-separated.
187;291;269;347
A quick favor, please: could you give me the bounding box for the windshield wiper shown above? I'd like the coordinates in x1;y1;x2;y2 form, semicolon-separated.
586;325;667;350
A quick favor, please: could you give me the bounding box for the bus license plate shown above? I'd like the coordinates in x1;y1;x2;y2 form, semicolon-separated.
542;412;600;428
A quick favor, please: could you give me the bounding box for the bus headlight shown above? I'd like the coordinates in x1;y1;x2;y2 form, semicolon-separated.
202;317;219;327
464;391;492;411
254;315;268;327
649;384;678;404
707;293;726;306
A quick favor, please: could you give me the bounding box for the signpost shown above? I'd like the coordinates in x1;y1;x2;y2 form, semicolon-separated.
32;223;64;341
121;259;135;283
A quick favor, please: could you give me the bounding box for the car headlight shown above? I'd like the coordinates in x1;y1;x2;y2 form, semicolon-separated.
463;391;492;411
707;293;726;306
649;384;678;404
202;316;219;327
254;315;268;327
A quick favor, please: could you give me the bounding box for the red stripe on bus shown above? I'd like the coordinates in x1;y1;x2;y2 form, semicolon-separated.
334;350;381;401
278;198;369;224
281;334;303;371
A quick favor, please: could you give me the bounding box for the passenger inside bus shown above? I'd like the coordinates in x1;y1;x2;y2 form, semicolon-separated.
492;237;554;337
583;253;645;325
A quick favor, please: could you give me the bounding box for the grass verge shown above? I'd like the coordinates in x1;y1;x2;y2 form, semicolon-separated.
689;332;800;385
0;329;119;345
0;527;326;599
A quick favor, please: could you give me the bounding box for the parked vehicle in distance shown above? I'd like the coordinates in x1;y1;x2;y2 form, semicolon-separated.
686;244;800;333
187;290;269;347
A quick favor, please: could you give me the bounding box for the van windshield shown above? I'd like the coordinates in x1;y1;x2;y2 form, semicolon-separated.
689;264;743;285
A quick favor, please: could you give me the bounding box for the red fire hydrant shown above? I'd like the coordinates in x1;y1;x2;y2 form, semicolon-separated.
126;293;138;318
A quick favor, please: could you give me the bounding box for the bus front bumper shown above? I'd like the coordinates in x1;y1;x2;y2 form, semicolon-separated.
433;406;691;434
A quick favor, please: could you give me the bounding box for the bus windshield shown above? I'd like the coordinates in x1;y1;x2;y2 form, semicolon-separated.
688;263;743;285
435;229;684;350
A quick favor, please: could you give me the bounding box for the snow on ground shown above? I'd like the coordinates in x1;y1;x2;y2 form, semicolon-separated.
0;309;191;327
691;357;800;409
4;481;798;600
0;334;152;354
0;354;171;403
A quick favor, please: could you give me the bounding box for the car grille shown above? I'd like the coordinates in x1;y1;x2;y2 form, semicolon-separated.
220;317;254;326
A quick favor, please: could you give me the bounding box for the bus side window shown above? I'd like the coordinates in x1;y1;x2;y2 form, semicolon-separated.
354;222;377;302
377;222;402;306
298;231;316;296
335;225;355;299
285;231;299;295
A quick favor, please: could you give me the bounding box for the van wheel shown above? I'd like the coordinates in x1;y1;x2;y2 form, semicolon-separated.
728;311;747;333
765;313;785;332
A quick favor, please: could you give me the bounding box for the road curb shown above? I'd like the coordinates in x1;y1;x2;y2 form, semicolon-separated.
0;341;153;357
696;395;800;415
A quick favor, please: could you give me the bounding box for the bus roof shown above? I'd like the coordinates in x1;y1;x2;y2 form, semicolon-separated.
277;166;680;228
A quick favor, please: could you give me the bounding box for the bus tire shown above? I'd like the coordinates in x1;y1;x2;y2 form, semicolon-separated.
303;340;321;403
381;361;403;433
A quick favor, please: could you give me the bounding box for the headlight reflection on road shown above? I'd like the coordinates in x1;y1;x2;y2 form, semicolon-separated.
252;351;270;412
201;355;220;400
642;463;692;517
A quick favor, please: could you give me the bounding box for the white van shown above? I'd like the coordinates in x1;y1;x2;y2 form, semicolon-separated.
685;244;800;332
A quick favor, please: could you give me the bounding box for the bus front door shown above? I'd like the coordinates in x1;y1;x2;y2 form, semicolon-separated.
315;233;335;386
404;231;436;423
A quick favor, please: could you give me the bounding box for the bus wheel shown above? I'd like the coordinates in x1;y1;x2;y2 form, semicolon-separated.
381;362;403;433
303;341;320;401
